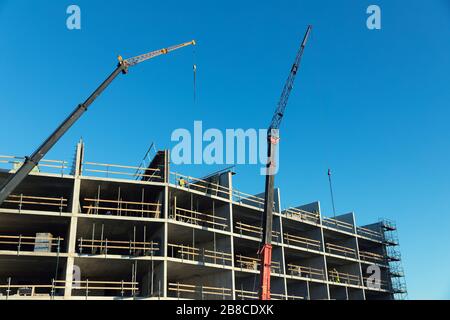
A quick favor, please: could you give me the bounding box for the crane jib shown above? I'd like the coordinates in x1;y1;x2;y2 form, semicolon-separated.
0;40;195;206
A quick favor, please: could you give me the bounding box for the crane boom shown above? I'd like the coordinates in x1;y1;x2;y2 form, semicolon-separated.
0;40;195;206
123;40;195;67
260;25;312;300
269;26;311;131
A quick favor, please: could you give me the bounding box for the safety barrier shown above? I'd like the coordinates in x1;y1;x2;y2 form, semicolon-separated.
172;206;228;230
168;243;232;266
168;282;232;299
287;263;325;280
284;233;321;251
325;243;357;259
83;197;161;218
82;161;162;181
78;238;159;256
235;254;281;273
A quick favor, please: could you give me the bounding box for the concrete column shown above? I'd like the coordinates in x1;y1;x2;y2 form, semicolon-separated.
162;184;169;298
353;213;367;300
226;171;236;299
276;188;289;299
64;140;82;298
317;201;331;300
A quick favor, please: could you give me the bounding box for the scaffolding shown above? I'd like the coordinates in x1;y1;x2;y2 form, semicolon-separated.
380;219;408;299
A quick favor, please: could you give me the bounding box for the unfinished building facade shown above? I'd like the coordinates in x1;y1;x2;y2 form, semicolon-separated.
0;141;407;300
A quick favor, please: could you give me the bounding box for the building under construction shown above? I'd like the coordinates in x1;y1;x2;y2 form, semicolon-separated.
0;141;407;300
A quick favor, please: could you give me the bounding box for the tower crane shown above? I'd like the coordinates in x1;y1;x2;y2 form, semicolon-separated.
259;26;312;300
0;40;195;206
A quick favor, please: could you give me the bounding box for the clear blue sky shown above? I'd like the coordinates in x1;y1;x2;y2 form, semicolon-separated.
0;0;449;299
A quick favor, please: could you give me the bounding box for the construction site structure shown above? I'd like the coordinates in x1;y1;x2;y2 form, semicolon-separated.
0;143;407;300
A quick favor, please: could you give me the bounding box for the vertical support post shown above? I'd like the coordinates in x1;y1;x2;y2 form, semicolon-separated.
143;225;147;255
117;186;121;216
19;193;23;212
96;185;101;215
306;280;311;300
6;277;11;300
100;224;104;254
91;223;95;254
141;188;145;217
64;142;83;298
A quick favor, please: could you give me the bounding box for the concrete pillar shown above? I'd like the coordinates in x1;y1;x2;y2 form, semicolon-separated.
317;201;331;300
64;140;83;298
162;184;169;298
227;171;236;299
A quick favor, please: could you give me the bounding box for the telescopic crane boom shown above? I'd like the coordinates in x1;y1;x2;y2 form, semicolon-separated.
259;26;311;300
0;40;195;206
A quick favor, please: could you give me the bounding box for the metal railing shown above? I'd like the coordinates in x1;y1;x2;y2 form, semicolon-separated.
82;161;162;181
168;282;232;300
284;233;321;251
234;221;280;241
356;226;383;241
232;190;265;209
170;172;231;199
235;289;304;300
284;207;320;224
328;270;361;286
359;250;386;264
1;194;68;213
168;243;232;266
172;206;228;230
322;217;354;233
287;263;325;280
69;279;139;297
0;234;63;253
0;155;68;176
325;243;357;259
82;197;161;218
235;254;281;273
0;279;138;299
78;238;159;256
170;207;228;230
